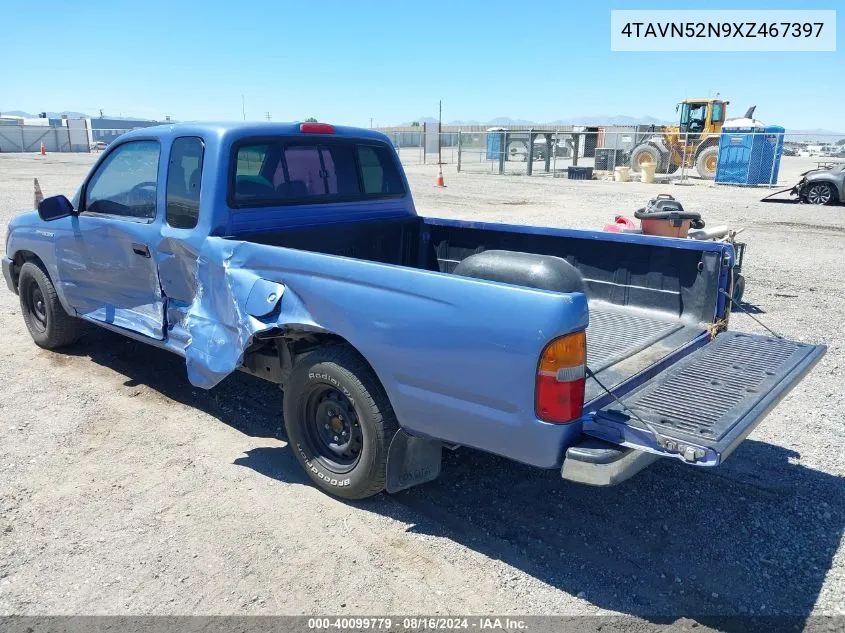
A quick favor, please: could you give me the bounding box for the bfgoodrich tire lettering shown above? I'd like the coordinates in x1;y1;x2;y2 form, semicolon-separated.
283;346;399;500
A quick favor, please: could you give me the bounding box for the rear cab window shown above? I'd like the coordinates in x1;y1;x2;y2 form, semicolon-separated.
230;138;404;207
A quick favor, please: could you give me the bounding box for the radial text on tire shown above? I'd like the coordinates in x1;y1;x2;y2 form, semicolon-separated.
283;346;399;500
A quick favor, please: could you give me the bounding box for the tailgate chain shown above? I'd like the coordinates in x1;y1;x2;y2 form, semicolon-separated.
586;366;705;463
718;288;782;340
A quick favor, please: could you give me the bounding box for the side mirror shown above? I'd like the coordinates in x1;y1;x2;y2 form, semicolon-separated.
38;195;76;222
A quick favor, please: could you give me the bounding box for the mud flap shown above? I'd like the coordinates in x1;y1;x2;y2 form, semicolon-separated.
586;331;825;467
386;430;442;493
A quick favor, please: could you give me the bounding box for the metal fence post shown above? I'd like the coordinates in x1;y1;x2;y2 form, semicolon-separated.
543;133;551;173
457;131;462;172
768;133;778;186
526;130;535;176
498;131;505;175
19;126;25;152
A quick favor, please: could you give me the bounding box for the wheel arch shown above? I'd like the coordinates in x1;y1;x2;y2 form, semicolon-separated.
246;326;393;406
9;250;46;292
694;136;720;157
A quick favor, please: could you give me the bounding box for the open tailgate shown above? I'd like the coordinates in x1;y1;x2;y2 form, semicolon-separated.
584;331;825;466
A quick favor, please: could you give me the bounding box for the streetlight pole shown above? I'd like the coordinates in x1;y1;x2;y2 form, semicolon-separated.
438;99;442;166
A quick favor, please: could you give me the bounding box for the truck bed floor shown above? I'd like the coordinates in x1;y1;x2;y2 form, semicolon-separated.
585;302;705;403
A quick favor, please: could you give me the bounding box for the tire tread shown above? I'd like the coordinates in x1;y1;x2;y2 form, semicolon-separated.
284;345;398;499
18;261;81;349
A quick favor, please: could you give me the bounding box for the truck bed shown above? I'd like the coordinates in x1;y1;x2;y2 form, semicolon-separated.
584;301;705;402
234;215;722;403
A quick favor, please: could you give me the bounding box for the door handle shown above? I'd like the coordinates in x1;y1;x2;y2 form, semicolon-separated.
131;243;151;258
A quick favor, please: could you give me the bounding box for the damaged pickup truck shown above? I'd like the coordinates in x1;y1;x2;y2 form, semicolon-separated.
3;122;826;499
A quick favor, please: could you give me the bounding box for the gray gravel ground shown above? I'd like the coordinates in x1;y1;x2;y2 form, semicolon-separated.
0;152;843;624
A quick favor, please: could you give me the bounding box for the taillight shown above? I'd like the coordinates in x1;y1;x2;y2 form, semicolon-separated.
535;331;586;424
299;122;335;134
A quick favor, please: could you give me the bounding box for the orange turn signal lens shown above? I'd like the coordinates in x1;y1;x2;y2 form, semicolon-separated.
538;331;586;374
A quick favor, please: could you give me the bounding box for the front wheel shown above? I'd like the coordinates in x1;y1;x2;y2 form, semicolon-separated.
283;346;399;499
804;182;836;205
18;261;81;349
695;146;719;179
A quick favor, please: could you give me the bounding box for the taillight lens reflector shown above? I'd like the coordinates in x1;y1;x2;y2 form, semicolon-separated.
536;331;586;424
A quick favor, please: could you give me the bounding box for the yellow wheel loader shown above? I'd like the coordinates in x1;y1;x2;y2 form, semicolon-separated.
630;100;755;179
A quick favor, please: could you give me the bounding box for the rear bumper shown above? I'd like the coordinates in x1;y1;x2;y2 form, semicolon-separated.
561;438;658;486
2;257;15;294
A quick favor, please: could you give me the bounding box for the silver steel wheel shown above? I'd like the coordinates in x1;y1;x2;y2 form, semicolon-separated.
806;183;833;205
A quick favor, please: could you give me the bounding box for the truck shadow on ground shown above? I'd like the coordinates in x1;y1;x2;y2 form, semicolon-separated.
66;327;842;630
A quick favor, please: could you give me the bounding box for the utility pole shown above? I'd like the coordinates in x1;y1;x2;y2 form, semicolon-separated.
370;117;373;129
438;99;442;165
241;95;245;121
265;111;271;121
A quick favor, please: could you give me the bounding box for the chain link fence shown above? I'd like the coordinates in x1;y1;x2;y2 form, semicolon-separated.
379;127;845;187
0;123;144;153
3;122;843;189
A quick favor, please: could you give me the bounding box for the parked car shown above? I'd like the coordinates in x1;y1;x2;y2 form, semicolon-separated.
793;163;845;205
3;122;825;499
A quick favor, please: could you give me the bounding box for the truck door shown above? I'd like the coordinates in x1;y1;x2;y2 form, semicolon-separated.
54;139;166;340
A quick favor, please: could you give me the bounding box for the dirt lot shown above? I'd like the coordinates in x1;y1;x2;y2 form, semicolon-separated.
0;153;843;622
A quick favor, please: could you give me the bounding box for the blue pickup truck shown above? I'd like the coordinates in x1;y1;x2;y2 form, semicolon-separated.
3;122;825;499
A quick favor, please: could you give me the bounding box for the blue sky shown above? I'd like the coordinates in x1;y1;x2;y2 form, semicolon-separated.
1;0;841;129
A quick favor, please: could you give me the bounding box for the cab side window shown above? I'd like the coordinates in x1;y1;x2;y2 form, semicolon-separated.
166;137;204;229
84;140;160;219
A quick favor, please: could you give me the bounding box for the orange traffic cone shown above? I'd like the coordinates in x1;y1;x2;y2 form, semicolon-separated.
40;142;46;156
435;164;446;187
34;178;43;207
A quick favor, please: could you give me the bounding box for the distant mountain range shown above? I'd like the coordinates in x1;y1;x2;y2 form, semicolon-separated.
1;110;157;121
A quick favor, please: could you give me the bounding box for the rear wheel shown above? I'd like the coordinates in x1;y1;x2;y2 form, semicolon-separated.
18;261;80;349
804;182;836;205
283;346;399;499
695;145;719;179
630;144;664;173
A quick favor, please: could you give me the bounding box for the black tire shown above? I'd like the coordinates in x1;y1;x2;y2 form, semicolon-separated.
17;261;81;349
630;144;665;173
695;145;719;179
804;182;837;205
732;272;746;306
283;346;399;500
